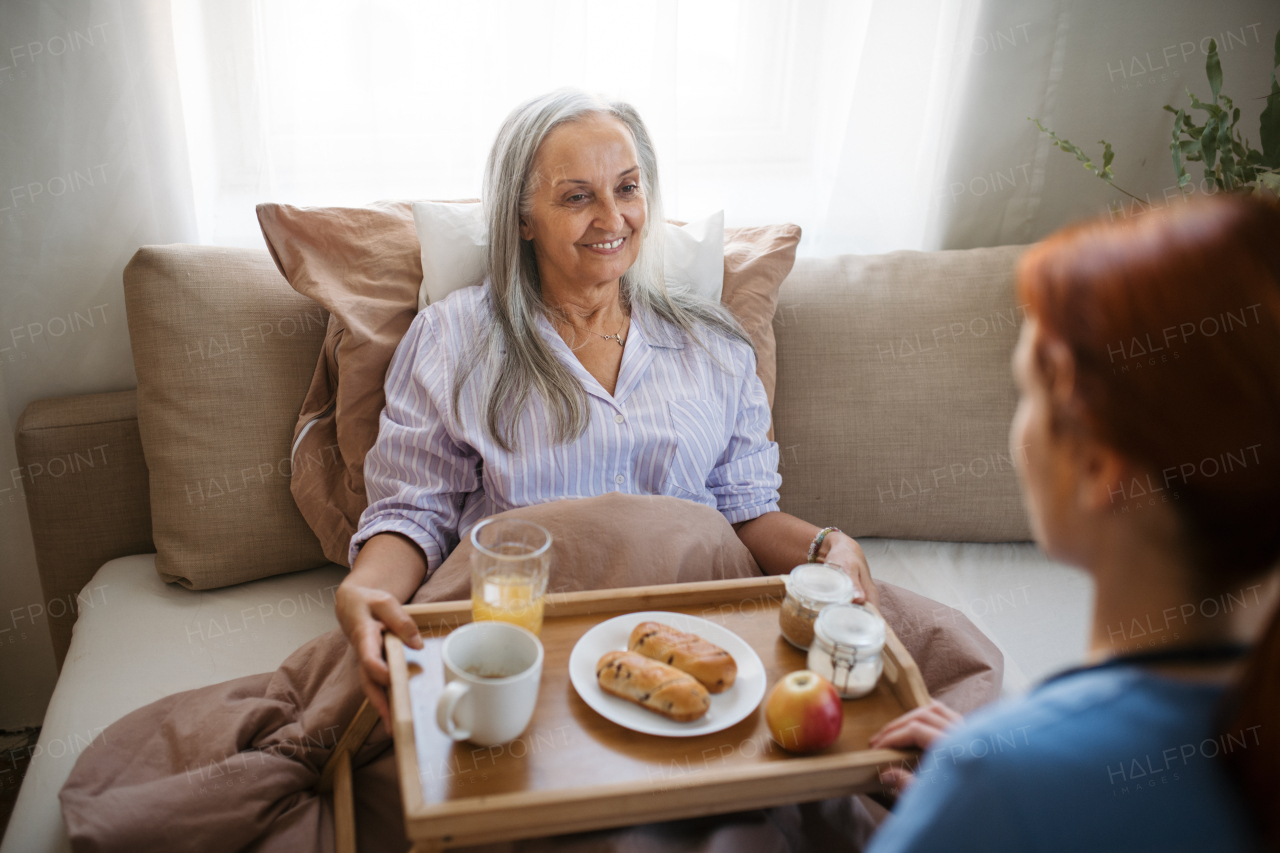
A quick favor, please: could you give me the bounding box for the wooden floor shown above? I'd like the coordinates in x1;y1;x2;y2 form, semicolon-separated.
0;728;40;842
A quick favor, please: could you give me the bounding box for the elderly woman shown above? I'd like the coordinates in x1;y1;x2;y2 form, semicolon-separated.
335;89;875;724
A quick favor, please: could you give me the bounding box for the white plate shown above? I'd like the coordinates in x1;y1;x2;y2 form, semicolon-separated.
568;611;767;737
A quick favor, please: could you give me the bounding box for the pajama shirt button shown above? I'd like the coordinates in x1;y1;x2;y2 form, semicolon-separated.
615;474;625;484
614;413;625;424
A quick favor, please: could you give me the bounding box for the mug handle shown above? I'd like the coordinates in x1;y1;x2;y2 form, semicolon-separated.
436;680;472;741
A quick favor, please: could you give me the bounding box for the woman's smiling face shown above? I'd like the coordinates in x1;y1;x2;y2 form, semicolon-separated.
519;114;647;294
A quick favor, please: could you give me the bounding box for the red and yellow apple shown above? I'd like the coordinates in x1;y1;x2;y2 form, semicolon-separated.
765;670;843;753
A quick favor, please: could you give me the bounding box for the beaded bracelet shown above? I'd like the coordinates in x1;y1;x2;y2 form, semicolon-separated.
806;527;840;563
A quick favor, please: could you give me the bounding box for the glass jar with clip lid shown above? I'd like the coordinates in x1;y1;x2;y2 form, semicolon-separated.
807;603;886;699
778;563;855;650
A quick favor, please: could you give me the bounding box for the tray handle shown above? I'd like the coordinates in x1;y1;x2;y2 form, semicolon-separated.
868;602;931;711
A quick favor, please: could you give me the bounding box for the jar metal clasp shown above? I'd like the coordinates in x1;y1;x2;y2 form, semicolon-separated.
829;641;859;693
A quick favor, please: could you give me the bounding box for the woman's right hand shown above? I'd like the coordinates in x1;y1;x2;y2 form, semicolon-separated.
336;582;424;731
336;533;429;731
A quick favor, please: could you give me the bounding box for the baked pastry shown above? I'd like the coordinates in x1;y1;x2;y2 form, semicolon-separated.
596;650;710;722
628;621;738;693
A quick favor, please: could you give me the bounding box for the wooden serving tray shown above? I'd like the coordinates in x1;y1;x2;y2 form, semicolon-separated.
387;576;929;851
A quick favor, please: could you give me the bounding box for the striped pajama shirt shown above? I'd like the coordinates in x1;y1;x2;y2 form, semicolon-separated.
350;284;781;574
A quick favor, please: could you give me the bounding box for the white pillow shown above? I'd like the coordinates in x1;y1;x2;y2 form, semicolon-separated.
414;202;724;311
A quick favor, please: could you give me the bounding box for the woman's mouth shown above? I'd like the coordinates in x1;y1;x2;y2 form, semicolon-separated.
584;236;626;253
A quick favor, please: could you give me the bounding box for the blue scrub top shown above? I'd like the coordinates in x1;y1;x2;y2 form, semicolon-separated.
867;665;1260;853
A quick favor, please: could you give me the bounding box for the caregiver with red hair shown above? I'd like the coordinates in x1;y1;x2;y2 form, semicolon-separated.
866;195;1280;852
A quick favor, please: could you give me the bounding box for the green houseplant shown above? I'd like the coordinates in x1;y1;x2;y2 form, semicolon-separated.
1032;29;1280;206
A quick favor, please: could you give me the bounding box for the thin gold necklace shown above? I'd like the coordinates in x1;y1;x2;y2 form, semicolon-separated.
559;314;628;347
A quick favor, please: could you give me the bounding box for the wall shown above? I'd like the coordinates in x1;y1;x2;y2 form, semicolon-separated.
930;1;1280;248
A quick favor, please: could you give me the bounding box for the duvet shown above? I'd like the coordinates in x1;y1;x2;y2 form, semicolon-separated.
59;494;1002;853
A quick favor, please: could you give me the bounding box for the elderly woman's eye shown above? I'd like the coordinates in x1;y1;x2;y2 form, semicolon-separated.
620;184;639;194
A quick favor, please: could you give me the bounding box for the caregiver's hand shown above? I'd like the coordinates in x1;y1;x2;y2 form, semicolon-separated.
867;700;963;796
337;533;427;731
817;531;879;609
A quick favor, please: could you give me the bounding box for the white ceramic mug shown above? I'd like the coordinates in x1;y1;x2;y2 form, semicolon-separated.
436;620;544;747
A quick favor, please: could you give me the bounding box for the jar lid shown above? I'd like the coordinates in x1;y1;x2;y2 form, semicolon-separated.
786;564;855;607
814;603;886;650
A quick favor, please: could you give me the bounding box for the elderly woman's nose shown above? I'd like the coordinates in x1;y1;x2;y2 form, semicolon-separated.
593;195;626;232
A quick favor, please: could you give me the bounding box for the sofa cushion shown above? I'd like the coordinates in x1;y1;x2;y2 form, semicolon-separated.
256;201;436;569
14;390;153;667
721;223;799;419
0;555;345;853
123;246;330;588
772;246;1032;541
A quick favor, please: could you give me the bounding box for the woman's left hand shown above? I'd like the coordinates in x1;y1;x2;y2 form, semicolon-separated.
818;531;878;609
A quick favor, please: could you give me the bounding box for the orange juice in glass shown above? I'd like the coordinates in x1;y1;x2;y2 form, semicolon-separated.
469;518;551;636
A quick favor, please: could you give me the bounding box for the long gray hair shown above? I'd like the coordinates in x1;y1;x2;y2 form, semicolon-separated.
456;88;750;451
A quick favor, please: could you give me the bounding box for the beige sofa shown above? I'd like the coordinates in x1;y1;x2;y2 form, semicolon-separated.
1;244;1092;853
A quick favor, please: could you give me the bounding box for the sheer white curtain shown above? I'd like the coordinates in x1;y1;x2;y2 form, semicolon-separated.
0;0;977;728
169;0;979;256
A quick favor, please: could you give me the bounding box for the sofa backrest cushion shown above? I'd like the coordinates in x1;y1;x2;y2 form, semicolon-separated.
772;246;1032;542
121;239;1028;589
123;245;332;588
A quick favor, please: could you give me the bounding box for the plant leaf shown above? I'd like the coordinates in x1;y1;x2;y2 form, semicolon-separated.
1170;109;1191;187
1201;114;1220;170
1206;38;1222;103
1030;119;1106;179
1217;118;1236;185
1188;91;1223;119
1260;28;1280;168
1029;119;1142;202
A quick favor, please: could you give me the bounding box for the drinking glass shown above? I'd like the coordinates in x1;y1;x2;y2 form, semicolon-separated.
469;518;552;636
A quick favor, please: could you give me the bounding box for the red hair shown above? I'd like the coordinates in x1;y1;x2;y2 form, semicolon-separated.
1017;195;1280;845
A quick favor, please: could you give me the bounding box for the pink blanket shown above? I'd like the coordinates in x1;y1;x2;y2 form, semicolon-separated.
60;495;1002;852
